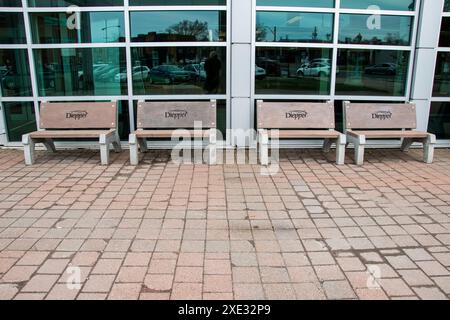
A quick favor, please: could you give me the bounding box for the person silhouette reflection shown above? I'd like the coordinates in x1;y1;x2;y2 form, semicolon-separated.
204;51;222;94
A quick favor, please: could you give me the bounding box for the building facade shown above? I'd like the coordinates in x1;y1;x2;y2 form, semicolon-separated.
0;0;449;148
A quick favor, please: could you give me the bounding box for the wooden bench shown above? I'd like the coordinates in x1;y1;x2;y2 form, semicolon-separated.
257;100;346;165
129;100;217;165
22;101;122;165
343;101;436;165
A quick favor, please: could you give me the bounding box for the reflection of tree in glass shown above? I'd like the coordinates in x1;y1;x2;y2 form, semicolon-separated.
312;27;318;41
255;24;268;42
166;20;209;41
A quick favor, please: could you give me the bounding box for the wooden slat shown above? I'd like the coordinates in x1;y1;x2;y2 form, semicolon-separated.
267;130;341;139
349;130;429;139
345;102;417;130
257;101;335;129
135;130;210;139
40;102;117;129
137;101;216;129
30;129;114;139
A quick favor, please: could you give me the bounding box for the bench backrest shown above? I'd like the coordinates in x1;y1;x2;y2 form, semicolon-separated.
137;100;216;129
40;101;117;130
257;100;335;130
344;102;417;130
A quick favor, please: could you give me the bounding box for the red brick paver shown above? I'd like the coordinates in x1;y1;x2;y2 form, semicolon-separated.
0;148;449;300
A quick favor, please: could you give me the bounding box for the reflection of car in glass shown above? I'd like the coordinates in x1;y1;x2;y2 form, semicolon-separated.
256;58;281;76
97;67;120;82
310;58;331;65
255;65;266;80
149;65;190;84
114;66;151;83
183;64;206;81
296;62;331;77
364;63;397;75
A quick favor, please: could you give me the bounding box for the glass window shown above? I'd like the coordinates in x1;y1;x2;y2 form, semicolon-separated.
339;14;412;46
428;102;450;139
0;49;32;97
3;102;37;142
0;13;26;44
28;0;123;6
34;47;127;96
445;0;450;12
0;0;21;6
340;0;415;11
439;18;450;47
130;0;225;5
30;12;125;44
256;12;333;43
130;11;226;42
255;47;332;95
131;47;226;95
336;49;410;96
256;0;334;8
433;52;450;97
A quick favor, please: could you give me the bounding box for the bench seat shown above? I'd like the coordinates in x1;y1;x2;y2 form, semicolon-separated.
130;100;217;165
348;130;429;139
29;129;115;139
135;129;211;139
268;130;342;139
23;101;121;166
257;101;346;165
344;101;436;165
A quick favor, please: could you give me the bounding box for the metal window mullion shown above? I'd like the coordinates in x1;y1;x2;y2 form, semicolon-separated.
255;6;335;13
330;0;340;100
133;95;227;100
21;0;41;133
129;42;227;47
255;6;415;16
26;7;126;13
128;6;227;11
0;7;22;12
250;0;257;136
31;43;126;49
124;0;135;133
225;0;231;145
405;0;422;102
35;96;129;102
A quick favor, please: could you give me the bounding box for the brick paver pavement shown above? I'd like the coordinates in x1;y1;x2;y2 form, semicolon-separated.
0;148;449;300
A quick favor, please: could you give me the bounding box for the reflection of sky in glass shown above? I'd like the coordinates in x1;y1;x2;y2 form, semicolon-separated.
340;0;415;11
339;15;412;45
257;0;334;8
131;11;220;38
90;12;124;42
256;12;333;42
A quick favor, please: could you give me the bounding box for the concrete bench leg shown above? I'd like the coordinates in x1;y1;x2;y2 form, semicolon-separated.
347;133;366;166
43;139;56;153
129;134;139;166
112;133;122;153
99;134;111;166
138;138;148;153
258;129;269;166
401;138;414;152
22;134;36;165
208;129;217;165
323;139;333;153
423;134;436;164
336;134;346;165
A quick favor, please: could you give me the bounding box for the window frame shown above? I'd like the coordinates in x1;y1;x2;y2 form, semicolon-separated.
0;0;231;145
